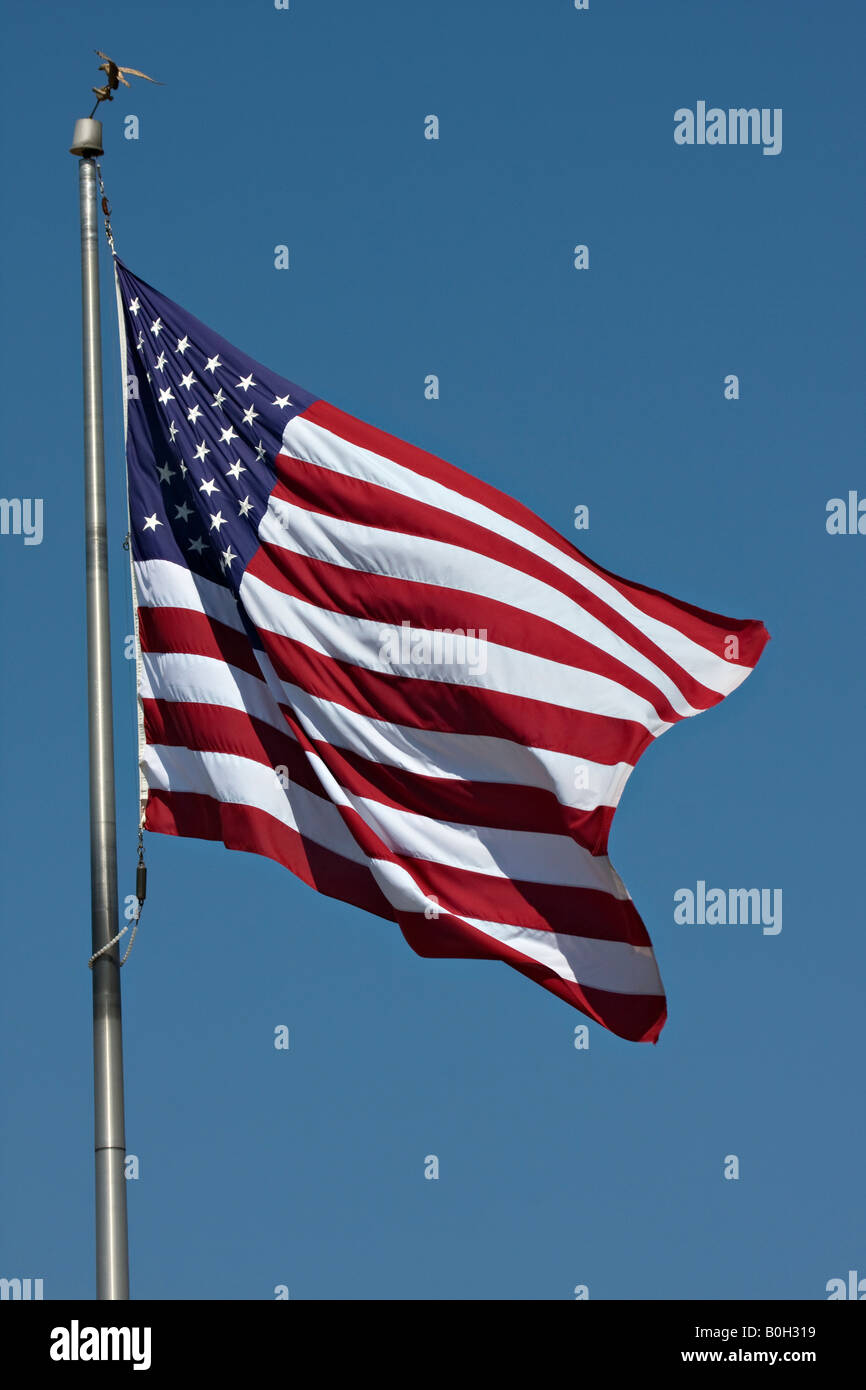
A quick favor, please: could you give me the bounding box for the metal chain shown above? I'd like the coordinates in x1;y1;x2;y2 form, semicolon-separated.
95;162;116;253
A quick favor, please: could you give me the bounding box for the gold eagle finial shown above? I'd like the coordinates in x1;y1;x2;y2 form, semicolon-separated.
90;51;163;116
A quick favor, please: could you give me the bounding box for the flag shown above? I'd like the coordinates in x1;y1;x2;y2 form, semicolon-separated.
116;260;769;1043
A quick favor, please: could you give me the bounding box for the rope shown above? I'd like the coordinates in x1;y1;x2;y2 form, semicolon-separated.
88;828;146;969
88;916;139;969
84;183;144;974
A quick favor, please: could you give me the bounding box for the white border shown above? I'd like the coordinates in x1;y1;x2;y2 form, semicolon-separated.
113;258;148;826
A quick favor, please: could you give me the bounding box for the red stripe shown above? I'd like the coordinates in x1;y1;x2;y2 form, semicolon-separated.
331;799;644;943
146;788;393;920
301;398;770;670
257;624;653;764
144;694;615;853
396;862;650;945
136;564;656;762
270;461;724;714
314;735;615;853
398;912;664;1043
138;605;263;680
142;697;316;795
144;700;641;940
145;791;659;1040
247;534;687;726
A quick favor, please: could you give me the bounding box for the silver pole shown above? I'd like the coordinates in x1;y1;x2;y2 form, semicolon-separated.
71;118;130;1300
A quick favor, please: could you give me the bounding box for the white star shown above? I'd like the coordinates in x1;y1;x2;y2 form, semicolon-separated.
180;371;196;391
219;424;238;445
220;545;237;569
179;460;188;476
205;355;222;374
150;317;163;337
142;513;162;532
156;462;175;484
236;374;256;392
273;393;293;409
168;421;179;441
146;372;152;383
199;478;219;496
193;440;210;462
129;297;140;317
174;501;192;522
188;535;205;555
226;460;246;481
255;440;267;461
187;404;203;425
238;496;254;518
158;387;175;406
154;352;167;373
211;389;226;410
175;336;190;355
136;332;145;351
242;404;259;426
209;510;227;532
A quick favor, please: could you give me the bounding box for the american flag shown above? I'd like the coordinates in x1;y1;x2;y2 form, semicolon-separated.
118;260;769;1043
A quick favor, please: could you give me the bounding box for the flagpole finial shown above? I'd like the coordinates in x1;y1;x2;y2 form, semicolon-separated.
89;50;163;118
70;117;104;157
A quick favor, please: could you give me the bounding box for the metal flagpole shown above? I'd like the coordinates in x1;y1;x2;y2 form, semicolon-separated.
70;114;130;1300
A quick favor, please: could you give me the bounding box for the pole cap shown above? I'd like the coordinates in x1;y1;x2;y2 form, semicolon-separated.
70;117;104;157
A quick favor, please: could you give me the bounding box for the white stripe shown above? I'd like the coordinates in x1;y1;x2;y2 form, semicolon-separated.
135;541;638;810
304;749;628;894
143;744;367;865
261;658;633;812
140;651;290;733
465;920;663;996
261;497;699;718
147;727;625;894
145;750;657;996
367;860;661;996
140;650;632;815
360;792;628;893
239;570;671;735
134;557;246;634
281;414;745;697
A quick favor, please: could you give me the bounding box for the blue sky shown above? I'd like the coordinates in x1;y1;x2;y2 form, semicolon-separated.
0;0;863;1299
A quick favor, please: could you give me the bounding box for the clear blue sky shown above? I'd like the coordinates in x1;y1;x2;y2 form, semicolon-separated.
1;0;863;1300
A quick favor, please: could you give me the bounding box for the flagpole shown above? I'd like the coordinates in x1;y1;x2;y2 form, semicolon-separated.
70;115;130;1300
